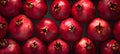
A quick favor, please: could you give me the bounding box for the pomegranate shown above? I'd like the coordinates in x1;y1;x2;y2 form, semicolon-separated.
24;0;47;19
50;0;71;20
22;37;46;54
59;18;83;42
9;14;34;41
0;16;8;38
87;18;111;42
100;39;120;54
47;38;70;54
113;21;120;41
0;0;22;17
98;0;120;20
74;37;96;54
36;18;58;42
0;38;21;54
72;0;95;22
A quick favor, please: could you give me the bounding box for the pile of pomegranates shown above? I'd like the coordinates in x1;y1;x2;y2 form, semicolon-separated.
0;0;120;54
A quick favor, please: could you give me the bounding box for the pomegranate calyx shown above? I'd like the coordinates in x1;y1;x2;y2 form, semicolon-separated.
0;39;8;48
54;42;62;50
86;43;92;50
109;2;117;10
76;4;82;10
0;0;8;6
41;27;48;35
16;19;23;26
54;3;60;11
69;25;75;32
31;41;37;48
0;23;5;29
112;43;119;51
96;23;103;34
26;2;34;8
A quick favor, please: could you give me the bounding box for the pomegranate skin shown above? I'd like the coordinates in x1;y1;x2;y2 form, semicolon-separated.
0;39;21;54
113;21;120;41
36;18;58;42
98;0;120;20
72;0;95;22
101;39;120;54
0;0;22;17
59;18;83;42
50;0;71;20
0;16;8;38
24;0;47;19
74;37;96;54
22;37;46;54
47;38;70;54
9;14;34;41
87;18;111;42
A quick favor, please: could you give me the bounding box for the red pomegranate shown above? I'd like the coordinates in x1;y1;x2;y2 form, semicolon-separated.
0;0;22;17
50;0;71;20
47;38;70;54
74;37;96;54
0;38;21;54
36;18;58;42
22;37;46;54
72;0;95;22
98;0;120;20
9;14;34;41
100;39;120;54
87;18;111;42
24;0;47;19
0;16;8;38
113;21;120;41
59;18;83;42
